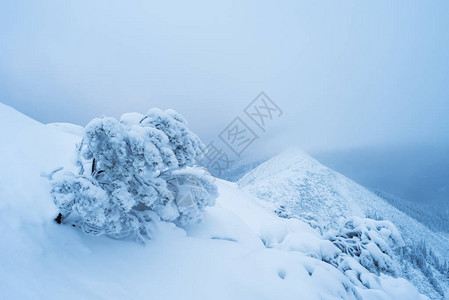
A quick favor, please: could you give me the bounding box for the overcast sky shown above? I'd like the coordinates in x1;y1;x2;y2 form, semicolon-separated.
1;0;448;155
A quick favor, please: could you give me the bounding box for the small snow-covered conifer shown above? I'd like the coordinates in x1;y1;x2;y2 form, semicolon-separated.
50;108;217;241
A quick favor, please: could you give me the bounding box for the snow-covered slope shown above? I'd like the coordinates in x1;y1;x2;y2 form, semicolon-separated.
0;103;428;300
47;122;84;137
238;148;449;299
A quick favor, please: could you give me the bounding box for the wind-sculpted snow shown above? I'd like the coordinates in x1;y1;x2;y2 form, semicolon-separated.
0;104;429;299
239;148;449;299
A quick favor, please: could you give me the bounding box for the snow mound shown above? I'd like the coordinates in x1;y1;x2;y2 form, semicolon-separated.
0;103;427;300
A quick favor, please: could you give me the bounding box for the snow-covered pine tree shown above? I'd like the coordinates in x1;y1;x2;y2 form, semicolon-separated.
50;108;217;242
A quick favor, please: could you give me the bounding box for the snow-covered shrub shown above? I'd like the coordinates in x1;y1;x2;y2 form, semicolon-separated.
323;217;404;276
50;108;217;241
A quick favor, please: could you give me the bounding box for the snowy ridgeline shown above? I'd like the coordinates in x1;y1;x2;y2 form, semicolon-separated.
0;103;430;299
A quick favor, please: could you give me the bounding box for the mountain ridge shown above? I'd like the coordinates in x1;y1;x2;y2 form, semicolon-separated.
238;147;449;298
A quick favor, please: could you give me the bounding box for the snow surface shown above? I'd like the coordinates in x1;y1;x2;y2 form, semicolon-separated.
0;103;428;300
47;123;85;137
